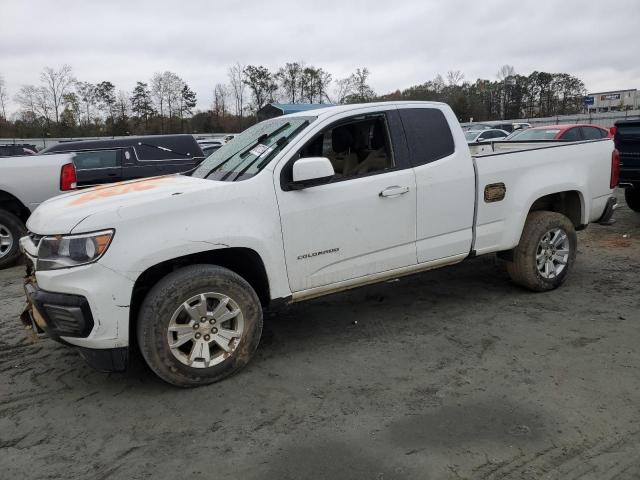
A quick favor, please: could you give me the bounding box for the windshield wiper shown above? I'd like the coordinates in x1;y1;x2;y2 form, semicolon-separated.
137;142;195;158
231;137;288;181
220;124;292;181
230;121;309;182
202;133;269;180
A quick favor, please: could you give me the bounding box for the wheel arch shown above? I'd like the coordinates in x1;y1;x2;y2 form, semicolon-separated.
0;189;31;224
129;247;271;344
527;190;585;229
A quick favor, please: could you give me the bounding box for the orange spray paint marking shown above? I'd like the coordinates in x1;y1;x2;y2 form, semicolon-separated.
69;177;173;206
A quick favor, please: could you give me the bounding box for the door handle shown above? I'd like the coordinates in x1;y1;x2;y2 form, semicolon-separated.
379;185;409;198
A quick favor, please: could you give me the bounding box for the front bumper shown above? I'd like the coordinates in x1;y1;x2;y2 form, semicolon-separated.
21;278;129;372
19;234;135;371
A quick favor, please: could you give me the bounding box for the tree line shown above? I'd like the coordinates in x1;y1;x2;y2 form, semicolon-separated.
0;63;587;139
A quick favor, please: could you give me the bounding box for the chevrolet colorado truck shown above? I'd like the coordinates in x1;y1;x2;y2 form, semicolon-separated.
0;153;77;268
19;102;618;387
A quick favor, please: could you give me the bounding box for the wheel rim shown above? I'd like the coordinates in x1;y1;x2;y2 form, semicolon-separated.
536;228;570;279
0;223;14;259
167;292;244;368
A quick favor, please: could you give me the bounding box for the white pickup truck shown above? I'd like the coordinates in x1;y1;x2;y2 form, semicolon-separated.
19;102;618;386
0;153;77;268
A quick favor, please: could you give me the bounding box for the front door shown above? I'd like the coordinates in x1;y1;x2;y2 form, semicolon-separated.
275;112;417;293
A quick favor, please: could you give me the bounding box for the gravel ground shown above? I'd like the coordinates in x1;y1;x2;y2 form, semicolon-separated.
1;191;639;479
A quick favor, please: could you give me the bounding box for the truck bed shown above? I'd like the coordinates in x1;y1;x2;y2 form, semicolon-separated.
469;138;615;256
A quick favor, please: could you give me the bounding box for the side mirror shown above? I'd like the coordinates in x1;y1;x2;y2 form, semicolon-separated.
477;137;485;142
290;157;335;189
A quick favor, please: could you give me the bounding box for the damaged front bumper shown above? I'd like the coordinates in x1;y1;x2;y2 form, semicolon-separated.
20;267;129;373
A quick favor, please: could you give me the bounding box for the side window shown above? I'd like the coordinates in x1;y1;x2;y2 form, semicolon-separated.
581;127;604;140
398;108;454;166
73;150;120;170
560;128;581;141
298;116;394;179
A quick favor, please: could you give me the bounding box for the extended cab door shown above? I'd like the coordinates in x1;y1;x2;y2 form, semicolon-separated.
275;110;417;293
397;106;475;263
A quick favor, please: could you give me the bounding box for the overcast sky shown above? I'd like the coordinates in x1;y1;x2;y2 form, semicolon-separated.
1;0;638;113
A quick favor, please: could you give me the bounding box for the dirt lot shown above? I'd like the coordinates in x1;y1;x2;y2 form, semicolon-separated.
1;192;639;480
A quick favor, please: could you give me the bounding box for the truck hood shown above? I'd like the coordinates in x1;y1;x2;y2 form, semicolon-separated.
27;175;221;234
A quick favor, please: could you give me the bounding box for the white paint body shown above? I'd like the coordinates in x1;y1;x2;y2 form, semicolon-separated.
0;153;75;211
22;102;615;351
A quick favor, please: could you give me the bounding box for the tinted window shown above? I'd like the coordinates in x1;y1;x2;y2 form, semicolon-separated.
581;127;605;140
399;108;454;166
73;150;120;170
560;128;581;141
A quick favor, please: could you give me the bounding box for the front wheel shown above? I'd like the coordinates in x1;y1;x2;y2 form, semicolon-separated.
624;188;640;212
0;209;26;270
137;264;263;387
506;211;577;292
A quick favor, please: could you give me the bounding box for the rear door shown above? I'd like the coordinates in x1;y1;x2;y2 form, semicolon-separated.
397;106;475;263
72;149;123;187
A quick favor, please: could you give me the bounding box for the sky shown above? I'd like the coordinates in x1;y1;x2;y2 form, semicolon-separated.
1;0;639;114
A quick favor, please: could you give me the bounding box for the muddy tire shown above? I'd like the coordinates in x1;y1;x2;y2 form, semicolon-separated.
624;188;640;212
0;209;26;270
506;211;577;292
137;264;263;387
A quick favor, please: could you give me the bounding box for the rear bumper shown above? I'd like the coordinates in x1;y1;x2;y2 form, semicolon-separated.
596;196;619;225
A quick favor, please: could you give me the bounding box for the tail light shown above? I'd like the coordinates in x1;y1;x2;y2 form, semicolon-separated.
609;126;617;138
610;149;620;189
60;163;77;191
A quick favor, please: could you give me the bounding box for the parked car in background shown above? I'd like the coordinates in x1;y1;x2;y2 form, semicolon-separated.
41;135;205;188
461;121;531;133
465;129;509;143
0;153;76;268
507;124;610;142
20;101;617;386
0;144;38;156
197;139;223;157
614;119;640;212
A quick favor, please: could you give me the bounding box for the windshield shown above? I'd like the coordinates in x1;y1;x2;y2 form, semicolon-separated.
465;131;480;141
191;116;313;181
508;128;560;141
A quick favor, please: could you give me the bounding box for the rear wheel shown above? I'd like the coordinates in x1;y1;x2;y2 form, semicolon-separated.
0;209;26;270
506;211;577;292
137;264;263;387
624;188;640;212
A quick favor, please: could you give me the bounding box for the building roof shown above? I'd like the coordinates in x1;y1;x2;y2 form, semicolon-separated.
587;89;637;95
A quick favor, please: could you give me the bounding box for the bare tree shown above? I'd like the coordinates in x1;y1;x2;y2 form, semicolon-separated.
446;70;465;86
76;81;97;126
496;64;516;81
40;65;75;124
15;85;52;126
0;75;7;119
333;76;354;104
150;72;167;132
213;83;228;118
228;63;246;118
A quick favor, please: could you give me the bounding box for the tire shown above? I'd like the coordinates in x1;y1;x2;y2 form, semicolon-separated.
506;211;577;292
137;264;263;387
0;209;26;270
624;188;640;212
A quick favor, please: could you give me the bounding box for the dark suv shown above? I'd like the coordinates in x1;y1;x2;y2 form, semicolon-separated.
614;120;640;212
41;135;205;187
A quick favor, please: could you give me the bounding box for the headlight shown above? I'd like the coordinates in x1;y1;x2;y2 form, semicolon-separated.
37;230;114;271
